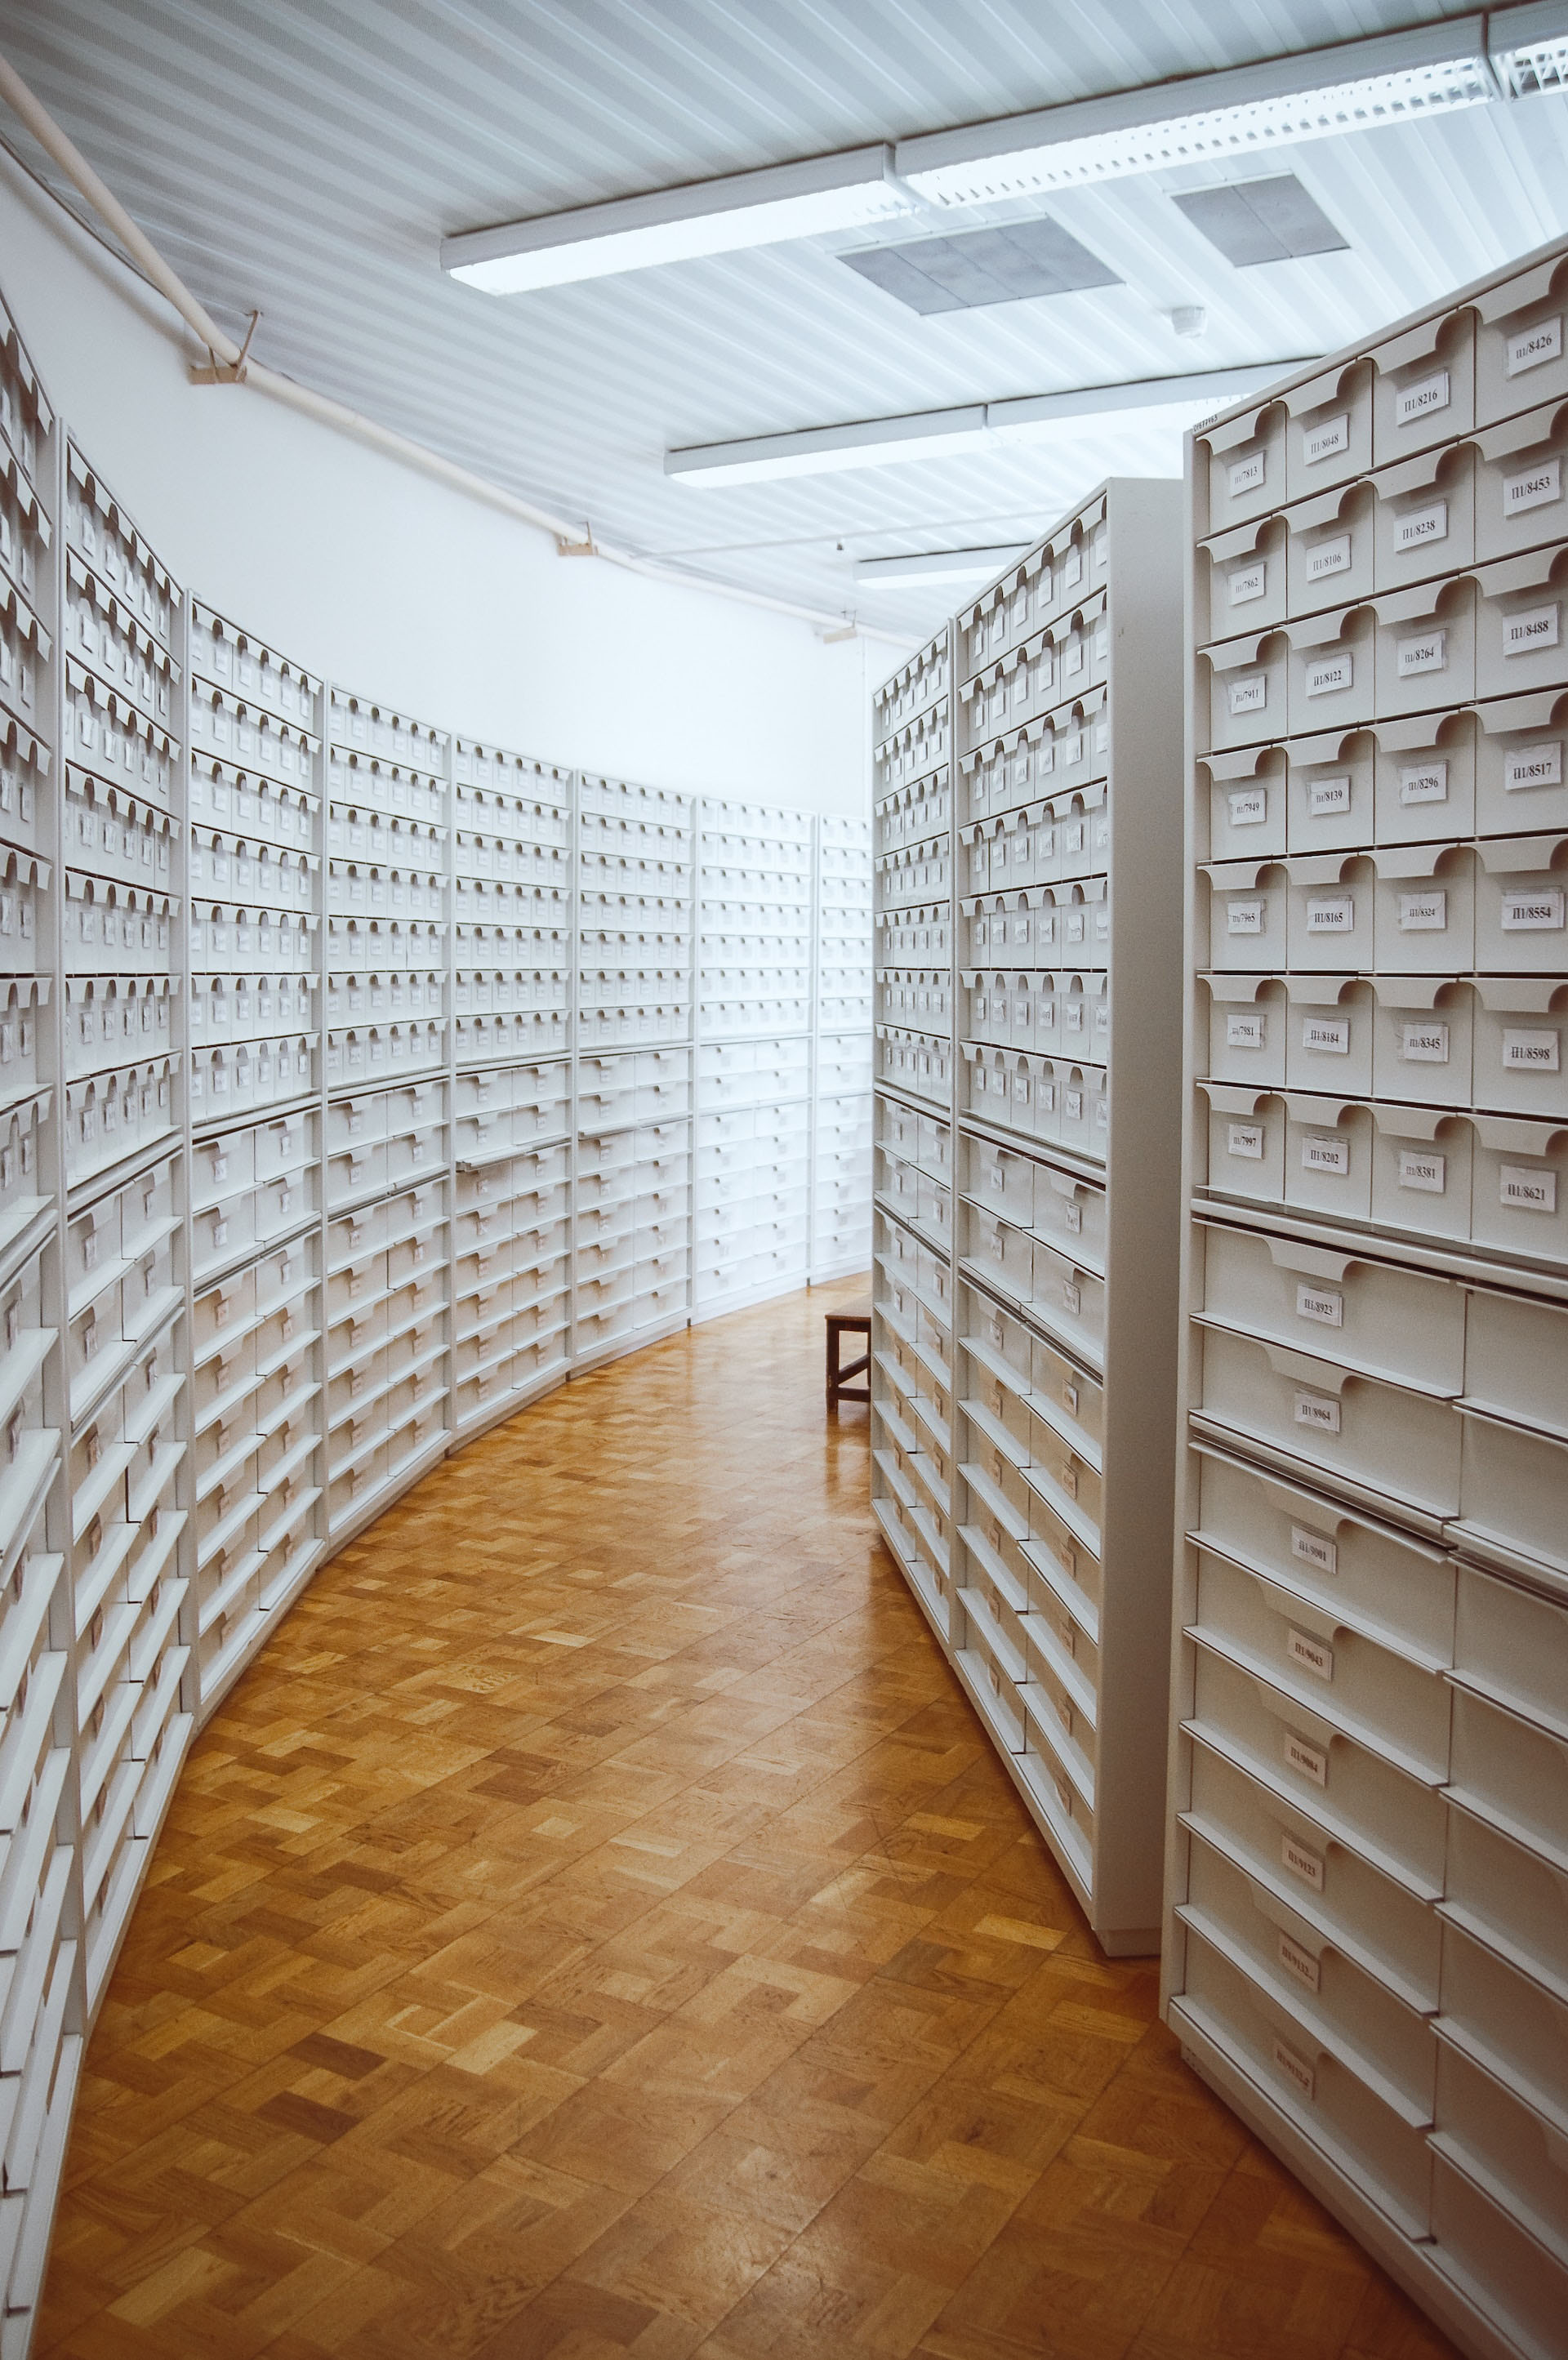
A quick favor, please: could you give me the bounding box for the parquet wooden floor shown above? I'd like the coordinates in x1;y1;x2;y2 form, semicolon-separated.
40;1277;1461;2360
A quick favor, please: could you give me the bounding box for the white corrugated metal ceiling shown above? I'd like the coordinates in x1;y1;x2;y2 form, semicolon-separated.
2;0;1567;641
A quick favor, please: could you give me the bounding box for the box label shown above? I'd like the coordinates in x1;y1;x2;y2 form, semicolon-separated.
1272;2035;1317;2100
1503;601;1561;657
1288;1627;1335;1682
1296;1283;1343;1327
1284;1726;1330;1786
1400;888;1448;932
1301;1015;1350;1056
1294;1387;1342;1432
1507;314;1562;376
1228;449;1267;499
1291;1524;1339;1578
1227;897;1266;936
1227;1120;1265;1160
1302;1133;1349;1176
1307;893;1354;933
1306;774;1352;817
1396;499;1449;552
1502;1026;1560;1071
1227;1010;1267;1050
1503;455;1561;517
1278;1928;1324;1991
1401;1018;1450;1063
1397;627;1447;678
1505;739;1563;793
1399;1145;1447;1192
1303;412;1350;466
1227;785;1268;829
1500;1163;1558;1213
1229;560;1268;607
1396;367;1450;425
1307;532;1352;582
1282;1830;1327;1890
1305;652;1353;698
1228;673;1267;716
1501;885;1565;930
1400;759;1448;805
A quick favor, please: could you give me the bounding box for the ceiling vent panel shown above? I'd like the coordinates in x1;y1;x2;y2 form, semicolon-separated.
1172;173;1349;265
841;216;1122;314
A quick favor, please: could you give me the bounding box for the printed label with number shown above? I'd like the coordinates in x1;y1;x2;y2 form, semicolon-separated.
1272;2035;1316;2100
1227;785;1267;829
1227;1121;1264;1160
1228;450;1267;498
1296;1284;1343;1327
1282;1829;1327;1889
1397;628;1447;677
1503;455;1561;517
1307;893;1353;933
1508;315;1562;376
1503;1027;1561;1071
1401;759;1448;805
1505;741;1563;793
1284;1727;1330;1786
1227;897;1265;935
1307;533;1352;581
1396;499;1449;552
1399;1146;1446;1191
1306;652;1353;697
1501;885;1565;931
1227;1011;1267;1050
1278;1928;1323;1991
1291;1525;1339;1577
1504;602;1561;657
1303;412;1350;466
1229;561;1267;607
1228;674;1267;716
1294;1388;1342;1433
1401;1019;1450;1062
1500;1164;1557;1213
1301;1015;1349;1057
1302;1133;1349;1176
1288;1627;1335;1682
1396;367;1450;425
1307;774;1352;817
1400;889;1447;932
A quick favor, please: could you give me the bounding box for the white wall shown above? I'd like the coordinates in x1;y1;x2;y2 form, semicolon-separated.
0;154;870;813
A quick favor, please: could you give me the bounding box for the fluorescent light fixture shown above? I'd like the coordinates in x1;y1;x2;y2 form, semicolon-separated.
1490;0;1568;91
894;20;1499;207
667;362;1305;485
666;406;989;487
441;146;911;292
855;546;1033;586
441;6;1567;298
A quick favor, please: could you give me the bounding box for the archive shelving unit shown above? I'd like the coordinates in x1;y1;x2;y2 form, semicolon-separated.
871;479;1187;1956
0;267;871;2353
1167;231;1568;2360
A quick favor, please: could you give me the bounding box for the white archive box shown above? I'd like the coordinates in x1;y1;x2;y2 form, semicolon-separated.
1173;1924;1434;2238
1181;1733;1443;2013
1192;1218;1464;1396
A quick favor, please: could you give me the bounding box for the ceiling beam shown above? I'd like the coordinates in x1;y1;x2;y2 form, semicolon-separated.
664;362;1310;486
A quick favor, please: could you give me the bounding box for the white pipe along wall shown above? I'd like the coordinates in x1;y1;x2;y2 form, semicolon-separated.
0;143;872;812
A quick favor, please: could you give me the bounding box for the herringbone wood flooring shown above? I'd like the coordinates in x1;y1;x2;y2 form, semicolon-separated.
40;1277;1459;2360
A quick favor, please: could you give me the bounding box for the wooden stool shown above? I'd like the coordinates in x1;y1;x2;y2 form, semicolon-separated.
825;1306;871;1407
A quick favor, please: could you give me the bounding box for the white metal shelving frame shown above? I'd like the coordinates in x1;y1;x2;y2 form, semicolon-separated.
870;480;1188;1957
0;265;872;2357
1167;230;1568;2360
